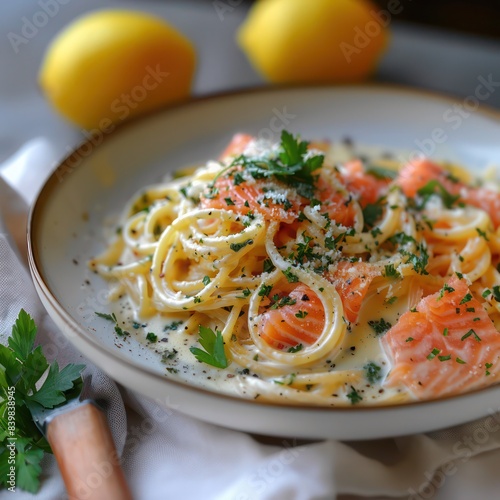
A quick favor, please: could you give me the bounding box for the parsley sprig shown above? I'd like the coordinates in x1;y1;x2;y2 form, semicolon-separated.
416;180;460;209
0;310;85;493
209;130;324;200
190;326;228;369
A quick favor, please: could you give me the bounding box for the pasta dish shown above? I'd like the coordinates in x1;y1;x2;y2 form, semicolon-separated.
90;131;500;406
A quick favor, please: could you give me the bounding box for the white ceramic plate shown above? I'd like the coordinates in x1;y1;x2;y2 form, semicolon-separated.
28;86;500;440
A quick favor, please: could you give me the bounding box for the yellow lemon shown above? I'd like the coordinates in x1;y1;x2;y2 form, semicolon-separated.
238;0;389;83
39;10;196;130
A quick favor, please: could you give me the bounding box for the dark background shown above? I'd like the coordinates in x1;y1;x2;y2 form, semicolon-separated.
371;0;500;39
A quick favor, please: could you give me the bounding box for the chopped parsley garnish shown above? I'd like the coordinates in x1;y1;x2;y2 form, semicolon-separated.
295;310;308;319
416;180;460;209
325;232;346;250
189;325;228;369
270;295;297;309
443;328;449;336
461;329;481;342
295;233;315;263
485;362;493;376
438;355;451;362
274;373;297;386
405;337;414;342
237;288;252;298
282;267;299;283
258;284;273;297
146;332;158;343
216;130;324;200
161;349;178;361
362;201;384;228
202;275;211;286
233;172;245;185
483;289;492;298
389;232;416;246
368;318;392;336
263;259;275;273
346;386;363;405
460;293;474;304
456;357;466;364
364;362;382;383
384;264;401;279
365;165;397;180
427;348;441;360
224;197;235;206
96;311;130;336
437;283;455;300
288;344;303;353
230;239;253;252
95;311;117;323
476;228;490;241
164;321;183;331
400;244;429;275
492;286;500;301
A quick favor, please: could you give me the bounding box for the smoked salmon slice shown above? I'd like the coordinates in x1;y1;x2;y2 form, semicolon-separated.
200;175;301;224
326;261;381;323
338;160;392;207
219;133;254;160
396;158;500;227
382;275;500;399
259;283;325;350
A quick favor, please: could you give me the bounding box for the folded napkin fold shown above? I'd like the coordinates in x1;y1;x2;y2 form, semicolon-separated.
2;140;500;500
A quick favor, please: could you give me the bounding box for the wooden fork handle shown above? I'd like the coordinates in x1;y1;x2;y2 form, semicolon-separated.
46;401;132;500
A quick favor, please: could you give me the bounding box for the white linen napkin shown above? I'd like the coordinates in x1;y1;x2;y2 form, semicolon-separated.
3;140;500;500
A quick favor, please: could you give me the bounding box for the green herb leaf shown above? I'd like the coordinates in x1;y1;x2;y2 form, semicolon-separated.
364;362;382;383
362;202;383;228
282;267;299;283
288;344;303;353
146;332;158;343
383;264;401;279
230;239;253;252
189;326;228;369
427;348;441;360
368;318;392;336
8;309;37;362
416;180;460;209
0;310;85;493
27;361;85;409
365;165;397;180
346;386;363;405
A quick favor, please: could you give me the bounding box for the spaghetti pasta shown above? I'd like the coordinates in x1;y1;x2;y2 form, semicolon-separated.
90;131;500;406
